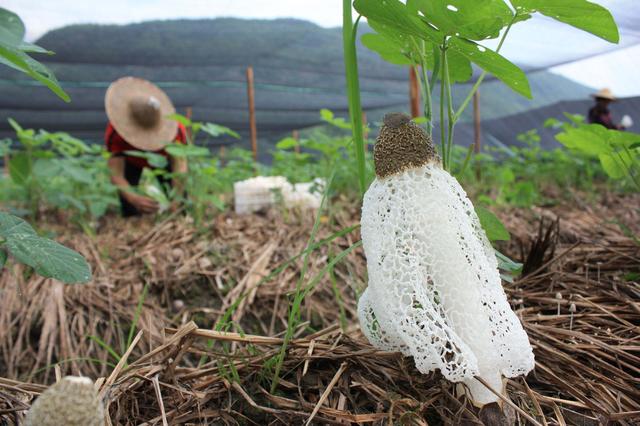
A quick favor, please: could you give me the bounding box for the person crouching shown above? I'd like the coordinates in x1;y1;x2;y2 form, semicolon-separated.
104;77;187;216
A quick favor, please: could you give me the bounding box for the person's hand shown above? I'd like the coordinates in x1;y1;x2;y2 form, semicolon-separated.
124;192;159;214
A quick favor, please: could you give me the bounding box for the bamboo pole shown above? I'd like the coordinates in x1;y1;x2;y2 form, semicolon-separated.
246;66;258;161
219;146;226;167
409;66;420;118
292;130;300;154
185;106;193;141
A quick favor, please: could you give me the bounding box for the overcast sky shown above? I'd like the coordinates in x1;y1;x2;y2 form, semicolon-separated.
5;0;640;96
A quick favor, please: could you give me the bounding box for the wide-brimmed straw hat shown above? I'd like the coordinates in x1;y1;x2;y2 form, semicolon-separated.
105;77;178;151
591;88;616;101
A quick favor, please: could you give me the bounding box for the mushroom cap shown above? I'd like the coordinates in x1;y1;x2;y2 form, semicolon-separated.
25;376;104;426
373;112;439;178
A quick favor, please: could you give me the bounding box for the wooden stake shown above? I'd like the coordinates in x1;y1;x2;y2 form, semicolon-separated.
219;146;226;166
246;66;258;161
292;130;300;154
185;106;193;141
409;66;421;118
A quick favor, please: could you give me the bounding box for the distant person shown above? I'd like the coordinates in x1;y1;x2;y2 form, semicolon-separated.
104;77;188;217
588;88;628;130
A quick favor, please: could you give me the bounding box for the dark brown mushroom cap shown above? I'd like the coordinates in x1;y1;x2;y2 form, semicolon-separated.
373;113;439;178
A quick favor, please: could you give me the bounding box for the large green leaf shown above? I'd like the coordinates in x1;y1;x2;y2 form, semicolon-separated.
8;152;31;185
354;0;442;43
0;45;70;102
411;0;513;40
200;123;240;139
444;48;473;83
124;150;169;168
510;0;619;43
0;212;91;284
365;19;472;82
5;232;91;284
599;153;625;179
608;130;640;148
0;8;25;48
0;211;36;238
555;127;608;156
361;33;413;65
0;8;70;103
165;143;210;158
449;38;531;98
475;206;510;242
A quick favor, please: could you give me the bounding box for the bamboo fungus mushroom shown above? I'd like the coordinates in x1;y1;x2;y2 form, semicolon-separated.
358;113;534;407
25;376;104;426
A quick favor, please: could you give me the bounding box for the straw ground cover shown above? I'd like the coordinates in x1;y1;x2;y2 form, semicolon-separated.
0;189;638;425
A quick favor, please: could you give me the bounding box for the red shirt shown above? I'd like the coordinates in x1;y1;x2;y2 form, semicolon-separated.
105;122;187;169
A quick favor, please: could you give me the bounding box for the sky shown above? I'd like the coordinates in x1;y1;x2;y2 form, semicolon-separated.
4;0;640;96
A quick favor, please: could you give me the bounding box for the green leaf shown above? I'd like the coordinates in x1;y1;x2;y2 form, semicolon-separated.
411;0;513;40
63;163;94;184
0;212;91;284
555;127;608;156
495;249;522;282
361;32;413;65
165;143;210;158
5;232;91;283
510;0;618;43
0;8;25;48
33;158;61;179
8;152;31;185
18;41;51;54
124;150;169;168
354;0;442;43
608;130;640;149
276;137;299;150
0;211;37;237
167;113;192;126
445;48;473;83
449;38;531;98
475;206;510;241
200;123;240;139
599;151;634;180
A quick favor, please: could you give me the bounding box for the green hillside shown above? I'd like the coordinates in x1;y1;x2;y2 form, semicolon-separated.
0;18;594;142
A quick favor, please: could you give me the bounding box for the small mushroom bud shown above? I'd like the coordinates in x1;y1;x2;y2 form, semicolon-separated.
555;292;563;316
358;113;534;407
569;303;577;331
25;376;104;426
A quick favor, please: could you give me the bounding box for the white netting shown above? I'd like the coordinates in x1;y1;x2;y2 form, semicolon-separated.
358;163;534;404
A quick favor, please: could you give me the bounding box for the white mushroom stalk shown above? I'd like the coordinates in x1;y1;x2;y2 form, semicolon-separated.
358;113;535;406
25;376;105;426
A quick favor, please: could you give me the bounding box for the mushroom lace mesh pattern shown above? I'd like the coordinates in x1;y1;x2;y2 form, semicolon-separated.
358;164;534;404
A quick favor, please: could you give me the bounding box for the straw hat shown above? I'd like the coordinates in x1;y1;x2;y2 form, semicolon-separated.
591;88;616;101
105;77;178;151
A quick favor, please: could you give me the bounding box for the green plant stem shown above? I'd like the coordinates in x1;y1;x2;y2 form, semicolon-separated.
343;4;366;196
453;15;517;123
409;37;433;135
270;160;339;393
444;42;455;169
439;40;447;170
457;144;476;176
127;282;149;352
616;149;640;190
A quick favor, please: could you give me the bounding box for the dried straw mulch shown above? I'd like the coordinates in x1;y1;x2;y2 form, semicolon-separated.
0;195;639;425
